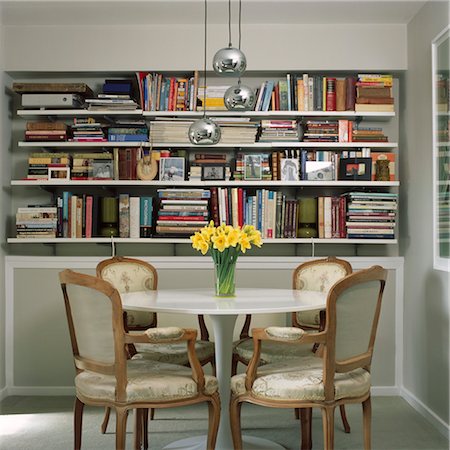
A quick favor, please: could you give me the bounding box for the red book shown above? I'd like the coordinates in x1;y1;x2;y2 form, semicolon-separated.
345;76;356;111
326;78;336;111
168;77;176;111
237;188;243;227
85;196;93;238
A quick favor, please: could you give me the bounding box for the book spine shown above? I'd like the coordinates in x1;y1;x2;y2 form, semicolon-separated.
119;193;130;238
210;187;220;226
85;196;93;238
129;197;140;238
326;78;337;111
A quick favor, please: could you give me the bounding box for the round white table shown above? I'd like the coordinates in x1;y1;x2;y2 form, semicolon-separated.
121;288;327;450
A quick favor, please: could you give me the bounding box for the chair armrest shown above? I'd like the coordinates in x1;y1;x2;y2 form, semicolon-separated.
125;327;206;392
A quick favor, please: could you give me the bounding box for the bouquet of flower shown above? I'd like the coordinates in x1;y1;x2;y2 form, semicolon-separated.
191;222;263;296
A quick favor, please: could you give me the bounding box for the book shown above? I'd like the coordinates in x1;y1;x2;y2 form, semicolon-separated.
355;104;395;112
119;194;130;238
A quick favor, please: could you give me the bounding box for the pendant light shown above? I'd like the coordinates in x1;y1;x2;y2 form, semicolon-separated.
188;0;221;145
212;0;247;76
223;0;255;111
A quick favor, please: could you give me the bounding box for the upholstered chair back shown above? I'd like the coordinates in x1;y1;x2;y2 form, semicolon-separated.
97;257;158;328
292;257;352;329
334;280;382;361
60;270;125;369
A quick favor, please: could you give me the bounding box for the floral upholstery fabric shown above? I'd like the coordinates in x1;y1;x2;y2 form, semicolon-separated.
265;326;305;340
145;327;184;341
133;340;215;365
233;338;313;365
100;262;156;327
295;263;349;328
75;358;218;403
231;356;370;401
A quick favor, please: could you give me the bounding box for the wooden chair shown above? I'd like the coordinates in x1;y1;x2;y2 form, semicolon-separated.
232;256;352;436
230;265;387;450
59;269;220;450
96;256;215;437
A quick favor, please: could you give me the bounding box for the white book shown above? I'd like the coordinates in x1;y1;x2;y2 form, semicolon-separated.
71;195;77;239
324;196;332;239
129;197;140;238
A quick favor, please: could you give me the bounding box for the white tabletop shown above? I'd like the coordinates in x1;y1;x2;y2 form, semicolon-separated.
120;287;327;315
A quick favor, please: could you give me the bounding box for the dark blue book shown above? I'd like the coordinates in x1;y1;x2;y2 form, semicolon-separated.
108;134;148;142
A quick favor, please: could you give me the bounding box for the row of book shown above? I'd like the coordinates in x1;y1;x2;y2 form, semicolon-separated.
24;118;149;143
15;189;397;240
355;74;394;113
208;187;398;239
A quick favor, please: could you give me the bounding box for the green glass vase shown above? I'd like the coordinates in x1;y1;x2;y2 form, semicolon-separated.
214;258;237;297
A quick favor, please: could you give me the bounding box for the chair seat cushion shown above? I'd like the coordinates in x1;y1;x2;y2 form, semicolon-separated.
231;356;370;401
75;358;218;403
133;340;215;365
233;338;314;365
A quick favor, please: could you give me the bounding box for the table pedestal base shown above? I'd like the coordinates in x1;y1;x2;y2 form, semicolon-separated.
164;435;285;450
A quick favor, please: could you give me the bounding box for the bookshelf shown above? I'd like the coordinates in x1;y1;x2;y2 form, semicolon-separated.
7;71;400;254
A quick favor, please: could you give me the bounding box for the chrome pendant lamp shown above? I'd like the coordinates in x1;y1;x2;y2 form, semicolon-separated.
212;0;247;76
222;0;255;111
188;0;221;145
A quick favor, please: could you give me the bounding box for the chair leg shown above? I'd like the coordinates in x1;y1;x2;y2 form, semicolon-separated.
321;406;335;450
134;409;142;450
207;394;221;450
230;396;243;450
231;355;238;376
143;409;149;450
362;397;372;450
294;408;300;420
149;408;155;421
340;405;351;433
74;397;84;450
115;407;128;450
101;407;111;434
300;408;312;450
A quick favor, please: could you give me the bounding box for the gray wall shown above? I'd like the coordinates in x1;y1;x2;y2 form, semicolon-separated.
402;1;450;426
0;6;6;393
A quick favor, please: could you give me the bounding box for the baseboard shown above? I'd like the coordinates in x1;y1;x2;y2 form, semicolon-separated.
6;386;75;396
0;386;8;401
371;386;400;396
401;386;450;439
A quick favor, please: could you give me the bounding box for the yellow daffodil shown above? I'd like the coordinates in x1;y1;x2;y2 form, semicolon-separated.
239;232;252;253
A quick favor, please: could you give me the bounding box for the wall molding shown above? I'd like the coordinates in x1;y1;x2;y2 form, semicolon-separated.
401;386;450;439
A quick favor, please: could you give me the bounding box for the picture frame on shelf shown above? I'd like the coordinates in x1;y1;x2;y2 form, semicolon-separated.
201;164;226;181
159;157;185;181
305;161;334;181
92;161;114;179
244;154;262;180
338;157;372;181
48;166;70;180
280;158;299;181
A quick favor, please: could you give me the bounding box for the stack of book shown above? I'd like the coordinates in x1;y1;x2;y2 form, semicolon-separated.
155;189;210;236
189;153;227;181
197;86;229;111
149;119;193;143
70;117;106;142
438;190;450;242
352;125;388;142
215;118;259;144
345;192;398;239
108;120;148;142
258;120;299;142
355;74;394;112
71;152;114;180
16;206;58;238
27;152;71;180
302;120;339;142
86;79;139;110
25;121;68;142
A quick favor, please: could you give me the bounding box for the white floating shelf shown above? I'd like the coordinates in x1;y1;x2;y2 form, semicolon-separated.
17;109;395;118
7;237;397;244
17;109;143;116
11;179;400;187
18;141;398;149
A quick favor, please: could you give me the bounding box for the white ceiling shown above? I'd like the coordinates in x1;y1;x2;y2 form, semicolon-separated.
0;0;435;26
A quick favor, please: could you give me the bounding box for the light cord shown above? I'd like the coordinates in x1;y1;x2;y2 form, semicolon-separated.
238;0;242;50
228;0;232;47
203;0;207;118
